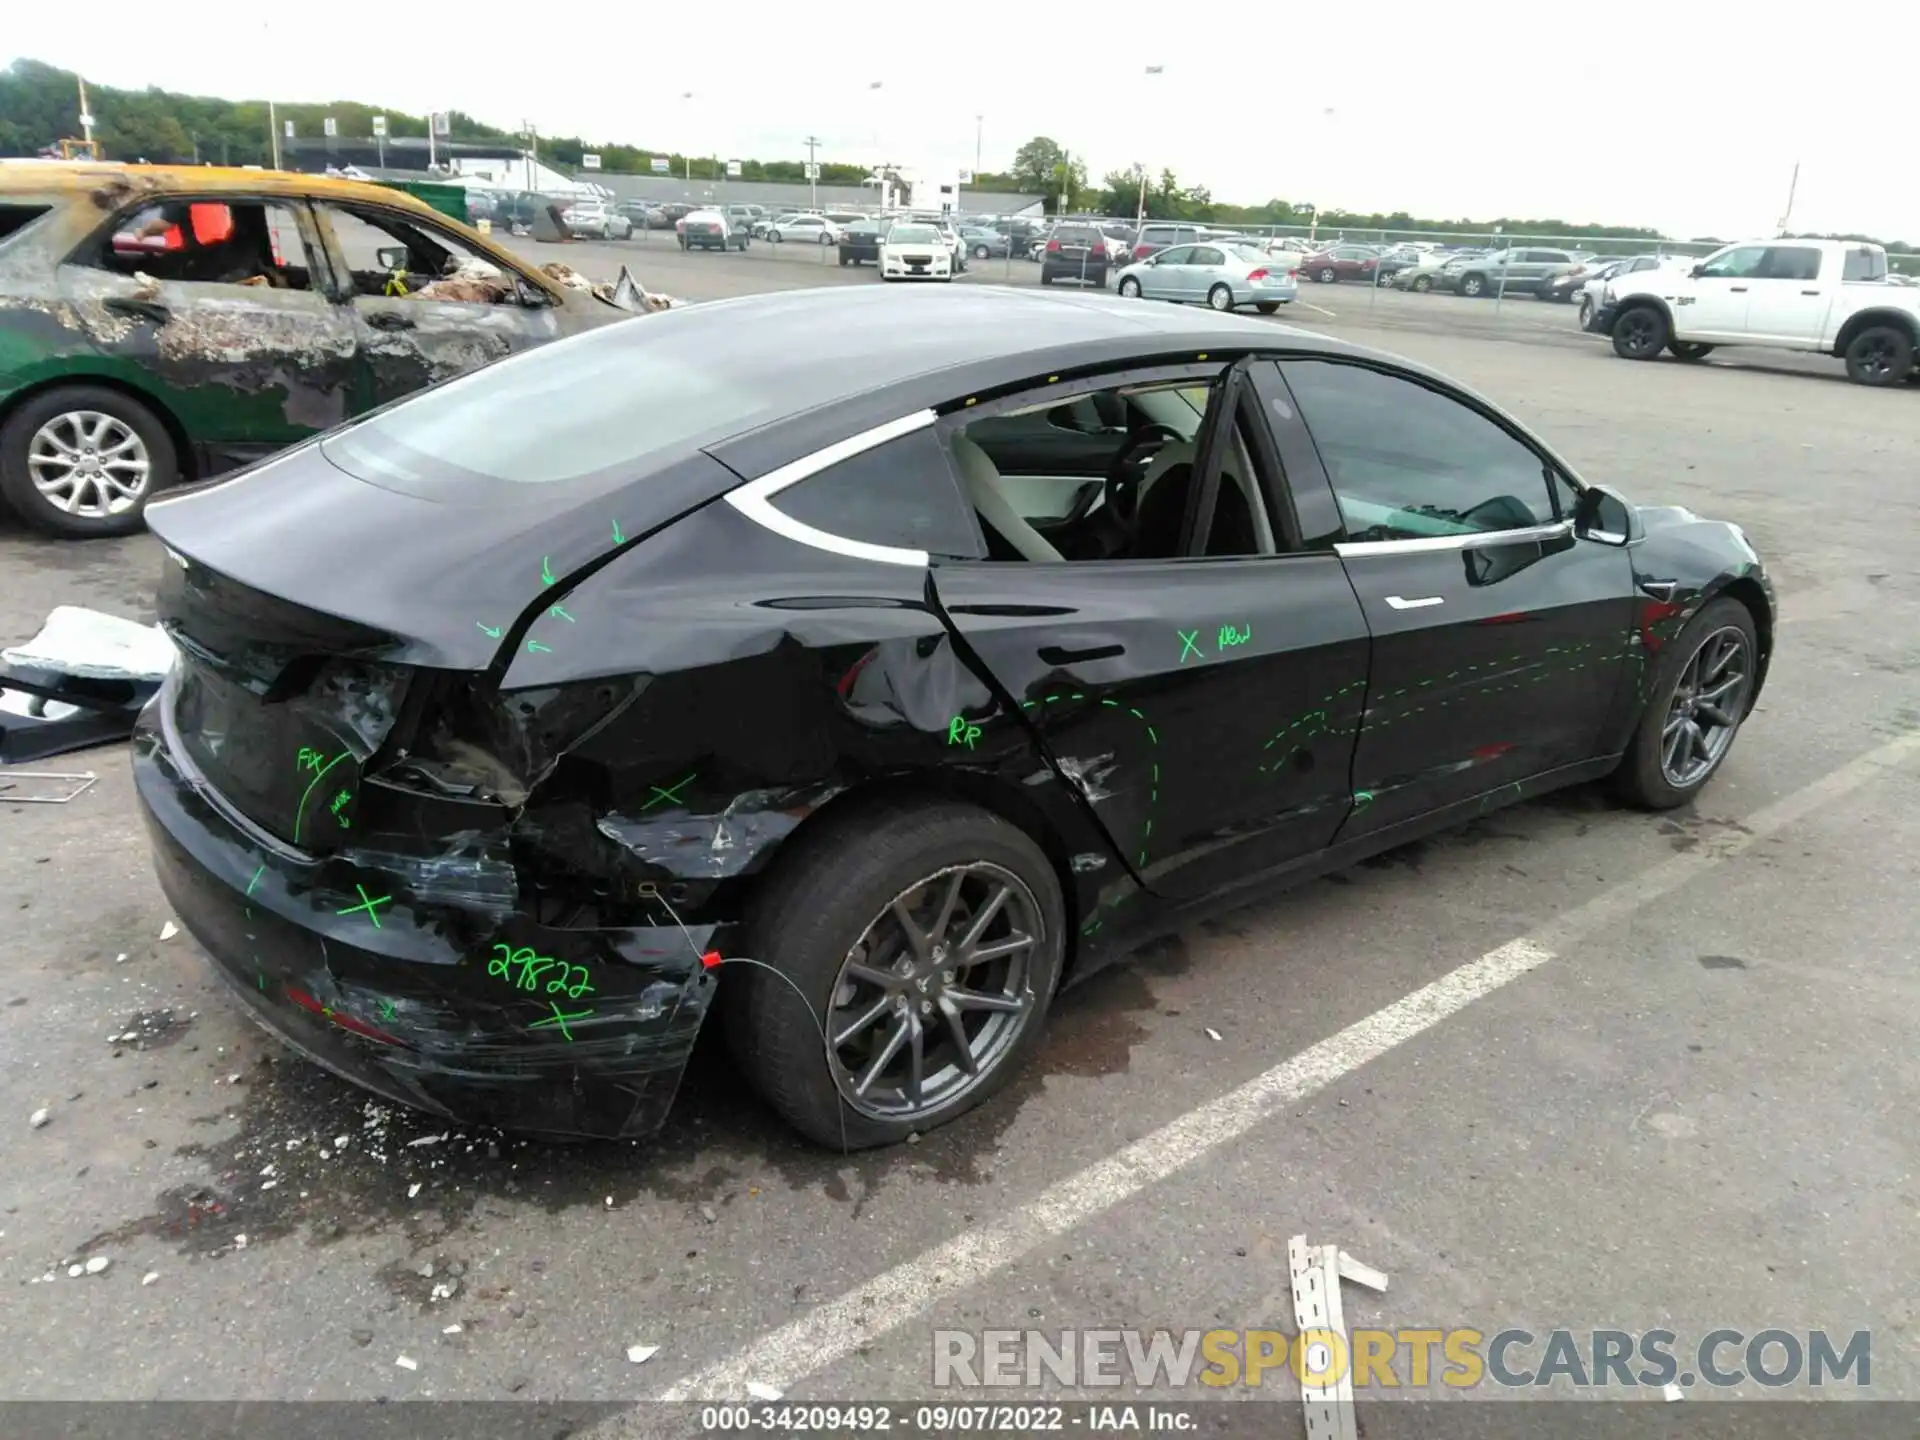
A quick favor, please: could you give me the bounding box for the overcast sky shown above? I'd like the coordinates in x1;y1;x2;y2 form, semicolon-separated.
10;5;1919;241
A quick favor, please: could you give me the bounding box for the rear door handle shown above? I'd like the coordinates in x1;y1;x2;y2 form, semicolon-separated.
1038;643;1124;665
1801;289;1821;296
1385;595;1445;610
1730;286;1748;293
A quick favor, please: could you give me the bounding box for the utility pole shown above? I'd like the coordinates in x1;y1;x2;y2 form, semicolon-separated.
803;134;822;211
975;115;983;176
1777;161;1801;236
269;102;282;170
76;75;94;148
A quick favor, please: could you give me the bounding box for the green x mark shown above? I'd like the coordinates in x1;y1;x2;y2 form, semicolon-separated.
529;1001;593;1042
337;884;393;928
1178;630;1203;664
640;772;697;811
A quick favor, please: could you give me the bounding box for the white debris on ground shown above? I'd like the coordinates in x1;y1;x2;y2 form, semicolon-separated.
142;1272;159;1286
395;1355;418;1371
159;921;178;941
2;605;176;680
626;1344;659;1364
747;1382;784;1402
1205;1027;1224;1042
28;1107;49;1129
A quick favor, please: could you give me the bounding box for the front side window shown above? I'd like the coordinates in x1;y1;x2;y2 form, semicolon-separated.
93;199;314;290
1281;360;1557;542
1699;246;1768;279
320;203;530;303
767;428;982;558
1155;246;1194;265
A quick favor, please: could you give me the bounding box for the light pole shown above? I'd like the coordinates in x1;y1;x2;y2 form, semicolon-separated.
975;114;983;176
803;134;822;211
1137;65;1163;226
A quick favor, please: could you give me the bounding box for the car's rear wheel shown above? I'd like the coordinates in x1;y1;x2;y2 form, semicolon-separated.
1610;597;1758;810
727;799;1064;1148
974;244;990;259
1668;341;1715;361
1317;266;1337;283
1412;274;1433;292
1459;272;1487;297
1611;304;1669;359
1255;300;1281;314
1844;324;1914;386
819;231;834;245
1207;283;1234;311
0;385;177;539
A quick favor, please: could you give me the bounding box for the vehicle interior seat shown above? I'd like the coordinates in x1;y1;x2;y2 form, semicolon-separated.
949;433;1065;562
1132;440;1265;557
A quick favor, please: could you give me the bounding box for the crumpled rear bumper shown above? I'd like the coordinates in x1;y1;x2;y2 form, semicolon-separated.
132;698;726;1141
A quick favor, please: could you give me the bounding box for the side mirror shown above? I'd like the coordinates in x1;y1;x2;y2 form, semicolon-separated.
375;246;410;273
1690;264;1705;278
1573;483;1635;544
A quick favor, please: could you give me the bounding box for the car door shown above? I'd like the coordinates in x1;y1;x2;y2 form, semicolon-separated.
1147;245;1195;299
931;358;1371;911
1273;357;1635;838
311;199;569;411
1188;244;1229;297
1742;244;1831;345
1683;244;1768;337
75;196;360;470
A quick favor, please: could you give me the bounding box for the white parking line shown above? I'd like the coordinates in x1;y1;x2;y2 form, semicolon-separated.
646;728;1920;1406
1297;301;1337;318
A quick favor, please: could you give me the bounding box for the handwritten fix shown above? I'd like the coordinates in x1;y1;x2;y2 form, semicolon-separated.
1217;624;1252;649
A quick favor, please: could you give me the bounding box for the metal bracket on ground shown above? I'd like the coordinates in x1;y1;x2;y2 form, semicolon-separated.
0;770;98;804
1289;1234;1389;1440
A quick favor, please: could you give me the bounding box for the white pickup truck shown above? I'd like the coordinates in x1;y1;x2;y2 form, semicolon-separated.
1593;238;1920;385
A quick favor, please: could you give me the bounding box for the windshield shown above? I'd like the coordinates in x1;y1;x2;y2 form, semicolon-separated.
889;225;939;244
1228;245;1271;263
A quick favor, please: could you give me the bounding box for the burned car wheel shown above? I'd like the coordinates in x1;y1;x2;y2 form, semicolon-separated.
727;800;1064;1148
0;385;177;538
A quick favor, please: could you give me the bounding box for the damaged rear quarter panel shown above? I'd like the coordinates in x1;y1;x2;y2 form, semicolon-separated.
493;500;1118;922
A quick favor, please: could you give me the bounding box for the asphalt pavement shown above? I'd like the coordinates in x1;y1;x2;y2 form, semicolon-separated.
2;240;1917;1421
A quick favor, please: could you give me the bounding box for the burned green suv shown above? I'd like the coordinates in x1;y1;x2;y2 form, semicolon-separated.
0;164;643;538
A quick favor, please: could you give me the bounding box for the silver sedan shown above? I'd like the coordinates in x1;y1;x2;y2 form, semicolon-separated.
1113;242;1299;313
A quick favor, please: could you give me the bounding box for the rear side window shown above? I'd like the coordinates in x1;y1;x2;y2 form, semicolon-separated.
1764;246;1821;282
1842;248;1887;282
768;429;982;558
0;203;50;243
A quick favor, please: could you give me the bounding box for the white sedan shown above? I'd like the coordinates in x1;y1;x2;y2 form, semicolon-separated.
768;215;843;245
560;201;632;240
880;223;954;282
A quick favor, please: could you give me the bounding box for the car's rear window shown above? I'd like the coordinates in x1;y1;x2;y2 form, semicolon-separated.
320;315;849;500
0;203;50;243
890;226;940;244
1054;227;1099;243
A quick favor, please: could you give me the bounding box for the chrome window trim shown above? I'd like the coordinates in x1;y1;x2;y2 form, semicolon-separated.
1334;519;1574;558
722;409;938;568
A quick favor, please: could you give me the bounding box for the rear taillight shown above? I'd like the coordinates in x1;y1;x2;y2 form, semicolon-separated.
1046;239;1062;252
1248;268;1269;282
1287;268;1298;278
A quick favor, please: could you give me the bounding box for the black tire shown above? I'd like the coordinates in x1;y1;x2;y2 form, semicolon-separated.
819;231;834;245
1611;303;1670;360
1608;597;1759;810
1255;301;1281;314
1843;324;1914;386
1040;271;1054;286
1207;283;1234;311
1578;296;1594;328
1118;276;1142;298
1316;266;1337;284
1459;272;1487;298
1668;341;1715;361
839;254;850;266
1412;274;1433;292
974;244;990;259
0;384;178;539
771;230;784;243
725;798;1065;1148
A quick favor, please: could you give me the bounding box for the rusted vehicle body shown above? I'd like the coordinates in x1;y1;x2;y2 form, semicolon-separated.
0;164;641;537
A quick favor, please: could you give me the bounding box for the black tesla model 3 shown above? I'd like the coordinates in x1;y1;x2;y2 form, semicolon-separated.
133;285;1774;1148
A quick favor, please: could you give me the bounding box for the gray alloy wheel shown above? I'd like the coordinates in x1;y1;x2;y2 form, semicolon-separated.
974;243;990;258
1659;624;1753;789
26;410;152;520
1412;274;1433;292
1460;272;1486;297
1208;283;1234;311
1578;295;1595;327
826;862;1042;1122
1118;276;1142;297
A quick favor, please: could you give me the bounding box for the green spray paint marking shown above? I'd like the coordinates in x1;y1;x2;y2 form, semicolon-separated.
244;864;265;919
1019;692;1160;934
611;519;625;545
526;639;552;654
529;1001;594;1042
946;716;984;749
377;998;397;1022
1217;624;1252;649
292;750;352;848
1177;630;1202;664
549;605;575;623
541;555;556;586
641;772;697;811
476;622;503;638
337;885;393;928
329;788;353;829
